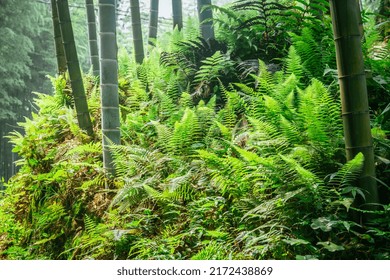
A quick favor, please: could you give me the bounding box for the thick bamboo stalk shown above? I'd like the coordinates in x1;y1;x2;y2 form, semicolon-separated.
50;0;67;74
56;0;94;136
130;0;145;64
329;0;379;217
148;0;159;46
172;0;183;31
85;0;100;76
197;0;215;42
99;0;121;177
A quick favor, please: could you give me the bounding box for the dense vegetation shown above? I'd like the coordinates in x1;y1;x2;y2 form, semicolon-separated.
0;0;389;260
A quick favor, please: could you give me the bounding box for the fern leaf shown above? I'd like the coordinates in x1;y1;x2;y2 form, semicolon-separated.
329;153;364;188
284;46;303;82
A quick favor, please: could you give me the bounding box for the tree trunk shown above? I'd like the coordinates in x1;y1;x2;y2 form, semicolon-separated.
197;0;215;42
130;0;145;64
50;0;67;74
148;0;159;46
329;0;379;221
172;0;183;31
99;0;121;177
85;0;100;76
56;0;93;136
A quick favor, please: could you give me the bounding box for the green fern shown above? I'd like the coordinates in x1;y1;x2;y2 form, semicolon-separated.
157;89;178;122
284;46;303;82
193;51;227;84
84;215;97;235
169;108;203;154
289;27;335;80
329;153;364;189
153;122;173;153
191;241;232;260
179;92;194;108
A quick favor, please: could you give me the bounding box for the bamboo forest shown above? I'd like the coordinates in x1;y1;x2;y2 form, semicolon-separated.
0;0;389;260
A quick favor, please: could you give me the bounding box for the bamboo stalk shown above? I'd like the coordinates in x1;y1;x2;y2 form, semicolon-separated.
50;0;67;74
148;0;159;46
99;0;121;177
329;0;379;221
56;0;93;136
130;0;145;64
197;0;215;42
85;0;100;76
172;0;183;31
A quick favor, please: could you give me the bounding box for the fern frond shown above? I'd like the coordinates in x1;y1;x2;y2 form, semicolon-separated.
251;60;275;95
329;153;364;189
280;154;321;186
179;92;194;108
193;51;227;84
196;102;216;135
247;117;290;152
284;46;303;82
153;122;173;153
65;142;102;157
299;80;332;145
79;174;106;191
84;215;97;235
169;108;203;154
156;89;177;122
279;116;302;144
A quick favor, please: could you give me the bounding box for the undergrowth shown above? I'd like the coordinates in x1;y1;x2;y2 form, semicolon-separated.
0;6;389;260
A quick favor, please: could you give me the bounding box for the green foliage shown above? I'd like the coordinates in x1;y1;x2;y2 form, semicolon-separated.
362;15;390;122
289;26;335;82
0;0;52;120
1;8;389;261
0;75;108;259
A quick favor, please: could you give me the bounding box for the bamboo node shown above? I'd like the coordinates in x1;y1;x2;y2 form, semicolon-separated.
342;110;369;116
345;145;373;150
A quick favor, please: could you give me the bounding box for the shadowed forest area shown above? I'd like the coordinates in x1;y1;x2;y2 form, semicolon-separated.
0;0;389;260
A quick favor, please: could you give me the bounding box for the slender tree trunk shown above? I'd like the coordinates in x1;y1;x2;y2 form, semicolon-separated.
329;0;379;221
0;124;5;189
56;0;93;136
148;0;159;46
99;0;121;177
85;0;100;76
197;0;215;42
130;0;145;64
172;0;183;31
50;0;67;74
